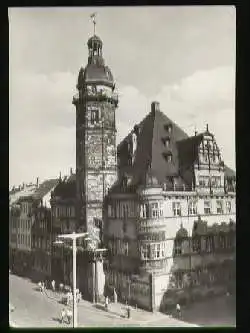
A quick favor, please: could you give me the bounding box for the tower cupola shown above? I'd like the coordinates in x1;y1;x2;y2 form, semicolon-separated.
87;35;104;65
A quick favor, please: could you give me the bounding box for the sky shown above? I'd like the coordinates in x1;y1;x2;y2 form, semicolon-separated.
9;6;236;187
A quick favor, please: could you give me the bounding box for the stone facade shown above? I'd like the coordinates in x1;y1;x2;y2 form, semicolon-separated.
104;102;236;311
73;34;118;237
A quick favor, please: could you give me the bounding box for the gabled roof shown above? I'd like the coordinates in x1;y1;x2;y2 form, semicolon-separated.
112;104;189;194
53;174;76;200
32;179;59;200
224;165;236;179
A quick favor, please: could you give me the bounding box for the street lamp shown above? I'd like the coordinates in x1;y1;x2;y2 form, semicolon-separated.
54;232;88;328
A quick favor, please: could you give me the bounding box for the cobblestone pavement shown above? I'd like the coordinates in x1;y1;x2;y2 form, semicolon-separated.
9;273;199;327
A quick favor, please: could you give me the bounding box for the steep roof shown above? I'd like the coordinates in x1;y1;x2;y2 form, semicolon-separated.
53;174;76;200
224;165;236;179
112;104;189;193
32;179;58;200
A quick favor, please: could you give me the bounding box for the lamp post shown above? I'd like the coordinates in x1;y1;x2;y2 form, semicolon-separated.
54;232;88;328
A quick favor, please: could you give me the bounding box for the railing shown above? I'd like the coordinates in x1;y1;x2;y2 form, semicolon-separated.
72;91;118;104
162;185;193;192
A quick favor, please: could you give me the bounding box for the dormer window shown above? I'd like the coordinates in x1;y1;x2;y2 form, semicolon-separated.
164;124;173;134
162;137;170;148
163;152;173;163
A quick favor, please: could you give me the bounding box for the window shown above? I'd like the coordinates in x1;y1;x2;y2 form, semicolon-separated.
91;109;99;124
211;176;221;187
124;242;129;256
165;124;172;134
174;239;182;256
216;200;223;214
172;202;181;216
167;154;172;162
199;176;209;187
226;201;231;213
141;244;150;259
206;235;214;252
156;244;161;258
140;203;149;218
192;237;201;252
165;139;170;147
204;201;211;215
151;203;159;218
188;201;197;215
161;242;166;257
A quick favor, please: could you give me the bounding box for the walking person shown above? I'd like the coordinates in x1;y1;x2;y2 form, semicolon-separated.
113;288;117;303
60;308;66;324
126;303;131;319
51;280;55;292
176;303;181;319
105;296;109;311
66;308;73;325
59;283;64;293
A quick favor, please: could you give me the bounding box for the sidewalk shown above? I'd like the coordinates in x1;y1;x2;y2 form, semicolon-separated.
42;289;198;327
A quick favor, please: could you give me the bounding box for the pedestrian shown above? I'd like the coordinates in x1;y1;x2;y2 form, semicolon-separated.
59;283;64;293
60;308;66;323
105;296;109;311
176;303;181;318
51;280;55;292
113;288;117;303
127;304;131;319
38;282;42;292
66;309;73;325
41;282;45;292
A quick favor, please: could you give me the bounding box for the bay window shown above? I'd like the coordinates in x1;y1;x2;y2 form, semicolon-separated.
151;202;159;218
141;244;150;259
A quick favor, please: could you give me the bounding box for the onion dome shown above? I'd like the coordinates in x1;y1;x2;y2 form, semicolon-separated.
87;35;103;49
83;64;114;87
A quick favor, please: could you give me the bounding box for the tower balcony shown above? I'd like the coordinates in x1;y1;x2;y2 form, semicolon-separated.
73;91;119;106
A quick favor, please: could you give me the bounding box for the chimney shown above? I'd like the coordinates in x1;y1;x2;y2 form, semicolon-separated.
70;167;73;175
22;182;25;189
151;101;160;114
206;124;209;132
36;177;39;188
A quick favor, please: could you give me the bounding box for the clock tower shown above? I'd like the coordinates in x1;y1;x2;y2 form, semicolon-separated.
73;33;118;239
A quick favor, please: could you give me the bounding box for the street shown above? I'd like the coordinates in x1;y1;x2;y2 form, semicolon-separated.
9;274;198;327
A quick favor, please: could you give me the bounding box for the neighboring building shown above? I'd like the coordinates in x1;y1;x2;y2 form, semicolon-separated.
9;179;58;279
103;101;236;311
50;172;77;285
72;33;118;240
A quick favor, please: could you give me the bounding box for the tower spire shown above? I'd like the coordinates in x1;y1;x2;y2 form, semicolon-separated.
90;12;97;35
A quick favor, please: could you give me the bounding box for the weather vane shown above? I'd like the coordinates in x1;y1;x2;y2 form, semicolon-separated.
90;12;97;35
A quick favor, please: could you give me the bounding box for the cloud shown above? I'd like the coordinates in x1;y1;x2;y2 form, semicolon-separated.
118;66;235;170
9;70;77;185
9;66;235;187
